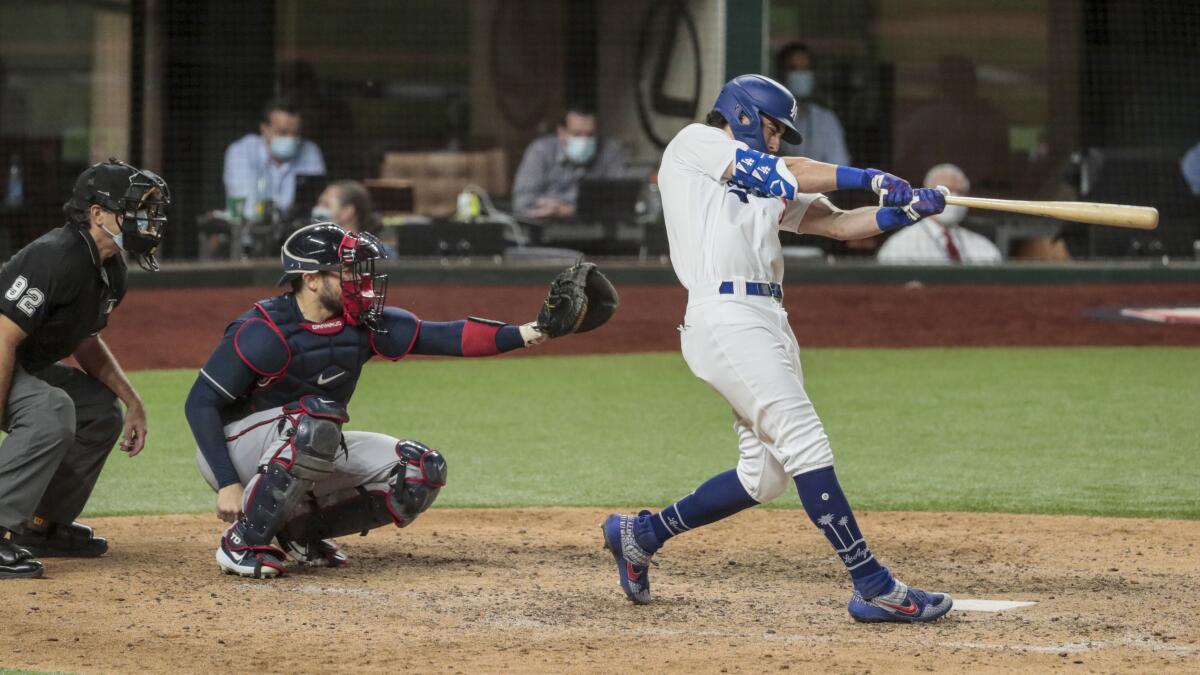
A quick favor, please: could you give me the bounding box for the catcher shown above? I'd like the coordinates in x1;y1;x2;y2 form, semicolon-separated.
184;222;615;577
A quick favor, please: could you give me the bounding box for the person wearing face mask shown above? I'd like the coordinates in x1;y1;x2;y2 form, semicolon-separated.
877;163;1002;264
511;105;629;219
0;159;170;579
223;97;326;224
311;180;397;258
775;43;850;167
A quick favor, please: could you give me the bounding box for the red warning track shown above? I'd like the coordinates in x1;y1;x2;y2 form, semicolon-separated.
104;283;1199;370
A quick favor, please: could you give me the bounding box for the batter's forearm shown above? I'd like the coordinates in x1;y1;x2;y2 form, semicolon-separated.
798;206;885;241
782;157;840;193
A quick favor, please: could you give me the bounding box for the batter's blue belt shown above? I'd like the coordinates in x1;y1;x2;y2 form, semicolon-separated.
718;281;783;299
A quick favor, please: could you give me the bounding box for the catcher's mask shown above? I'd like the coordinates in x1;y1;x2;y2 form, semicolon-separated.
279;222;389;330
65;158;171;271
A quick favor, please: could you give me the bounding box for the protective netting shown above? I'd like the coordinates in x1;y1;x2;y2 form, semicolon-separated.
1;0;1196;261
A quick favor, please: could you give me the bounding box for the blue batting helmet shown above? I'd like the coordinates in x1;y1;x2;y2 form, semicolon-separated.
712;75;803;152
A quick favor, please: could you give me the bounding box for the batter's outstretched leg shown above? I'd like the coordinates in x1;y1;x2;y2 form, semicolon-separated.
217;396;345;578
794;466;952;623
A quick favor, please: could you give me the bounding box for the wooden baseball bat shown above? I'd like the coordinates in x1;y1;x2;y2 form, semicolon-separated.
934;186;1159;230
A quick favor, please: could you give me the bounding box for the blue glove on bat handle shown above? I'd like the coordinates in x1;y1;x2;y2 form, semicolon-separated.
875;187;946;231
868;170;914;208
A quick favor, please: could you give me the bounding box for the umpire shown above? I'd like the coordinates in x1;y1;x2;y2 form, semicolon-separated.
0;159;169;579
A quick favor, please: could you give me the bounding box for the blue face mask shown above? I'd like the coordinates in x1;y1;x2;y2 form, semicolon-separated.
311;206;334;223
786;70;816;99
269;135;300;161
563;135;596;164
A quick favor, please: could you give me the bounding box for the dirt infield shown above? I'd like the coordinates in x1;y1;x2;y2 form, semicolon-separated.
104;282;1199;370
7;509;1198;674
14;282;1187;673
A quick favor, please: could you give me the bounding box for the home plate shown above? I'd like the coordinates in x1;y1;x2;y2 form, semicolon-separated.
955;599;1038;612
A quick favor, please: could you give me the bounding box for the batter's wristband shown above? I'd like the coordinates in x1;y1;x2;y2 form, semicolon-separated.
835;166;872;191
876;207;912;232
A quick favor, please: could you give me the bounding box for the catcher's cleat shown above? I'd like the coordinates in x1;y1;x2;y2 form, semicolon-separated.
0;536;43;580
216;523;286;578
601;511;658;605
847;579;953;623
13;521;108;558
278;535;348;567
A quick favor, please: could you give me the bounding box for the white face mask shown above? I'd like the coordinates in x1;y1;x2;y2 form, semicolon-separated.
270;135;300;161
786;70;816;99
98;214;126;251
938;204;968;226
562;135;596;164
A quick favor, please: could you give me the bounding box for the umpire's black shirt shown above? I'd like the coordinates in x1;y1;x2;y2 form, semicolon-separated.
0;225;127;372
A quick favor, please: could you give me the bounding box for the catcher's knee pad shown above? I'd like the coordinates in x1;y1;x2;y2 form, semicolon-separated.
283;395;348;481
280;442;447;541
388;440;447;526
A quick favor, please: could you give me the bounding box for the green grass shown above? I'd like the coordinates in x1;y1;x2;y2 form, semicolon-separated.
85;348;1200;520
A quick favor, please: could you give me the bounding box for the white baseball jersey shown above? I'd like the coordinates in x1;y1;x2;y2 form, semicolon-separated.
658;123;823;295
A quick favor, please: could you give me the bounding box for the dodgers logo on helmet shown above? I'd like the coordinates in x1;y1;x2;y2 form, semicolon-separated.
712;74;803;152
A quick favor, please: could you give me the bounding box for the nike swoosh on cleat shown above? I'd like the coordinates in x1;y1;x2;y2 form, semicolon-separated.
878;598;919;615
625;562;643;581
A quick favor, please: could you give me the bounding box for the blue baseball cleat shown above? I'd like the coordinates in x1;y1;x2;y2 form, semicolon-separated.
848;579;953;623
601;511;657;605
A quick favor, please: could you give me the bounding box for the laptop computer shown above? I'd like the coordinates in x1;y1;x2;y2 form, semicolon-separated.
574;177;643;224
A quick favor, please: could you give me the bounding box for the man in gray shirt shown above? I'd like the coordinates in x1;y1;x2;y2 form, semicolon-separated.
511;107;628;219
775;43;851;167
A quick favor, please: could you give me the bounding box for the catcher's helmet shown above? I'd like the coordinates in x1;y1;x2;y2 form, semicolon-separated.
712;75;803;153
279;222;389;330
64;158;171;271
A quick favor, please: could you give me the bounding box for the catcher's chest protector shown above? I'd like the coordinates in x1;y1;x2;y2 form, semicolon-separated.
245;296;373;410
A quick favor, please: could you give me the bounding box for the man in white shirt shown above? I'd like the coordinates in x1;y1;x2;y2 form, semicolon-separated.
775;42;851;166
223;98;326;223
878;163;1002;264
601;74;954;624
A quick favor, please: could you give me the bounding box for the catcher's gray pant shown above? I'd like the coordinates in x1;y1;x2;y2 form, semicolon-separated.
196;407;408;520
0;364;124;532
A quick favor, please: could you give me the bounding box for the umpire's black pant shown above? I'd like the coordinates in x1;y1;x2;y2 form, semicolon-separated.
0;364;124;532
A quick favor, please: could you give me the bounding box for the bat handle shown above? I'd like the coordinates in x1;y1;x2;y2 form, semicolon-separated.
935;185;951;197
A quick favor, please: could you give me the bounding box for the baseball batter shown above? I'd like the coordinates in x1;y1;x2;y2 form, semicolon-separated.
602;75;953;623
184;222;548;577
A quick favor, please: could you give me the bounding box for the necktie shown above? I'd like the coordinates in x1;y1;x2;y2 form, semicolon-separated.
942;225;962;263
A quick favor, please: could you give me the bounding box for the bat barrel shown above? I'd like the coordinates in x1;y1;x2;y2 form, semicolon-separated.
936;189;1159;230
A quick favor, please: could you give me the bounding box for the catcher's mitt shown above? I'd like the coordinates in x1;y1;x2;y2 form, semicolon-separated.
535;262;619;338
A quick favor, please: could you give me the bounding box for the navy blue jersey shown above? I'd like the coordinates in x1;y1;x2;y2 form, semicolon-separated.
197;294;421;423
185;292;527;488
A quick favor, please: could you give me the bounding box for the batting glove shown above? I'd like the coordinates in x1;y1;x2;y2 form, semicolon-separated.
867;170;914;208
875;187;946;231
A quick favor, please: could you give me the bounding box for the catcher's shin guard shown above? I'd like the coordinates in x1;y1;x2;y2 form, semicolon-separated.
237;396;348;546
281;441;447;541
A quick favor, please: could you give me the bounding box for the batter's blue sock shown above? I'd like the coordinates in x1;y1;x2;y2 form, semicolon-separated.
794;467;894;599
639;469;758;552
